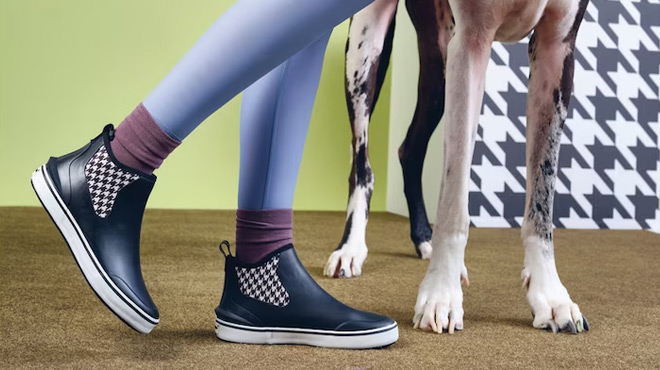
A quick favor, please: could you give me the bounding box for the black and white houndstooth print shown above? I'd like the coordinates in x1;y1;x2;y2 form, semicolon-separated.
468;0;659;230
236;254;290;307
84;145;139;218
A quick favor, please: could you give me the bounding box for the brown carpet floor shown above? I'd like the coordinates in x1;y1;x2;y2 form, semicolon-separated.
1;207;659;369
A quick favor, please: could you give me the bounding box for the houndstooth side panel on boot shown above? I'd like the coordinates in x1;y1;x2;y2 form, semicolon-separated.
84;145;140;218
235;254;290;307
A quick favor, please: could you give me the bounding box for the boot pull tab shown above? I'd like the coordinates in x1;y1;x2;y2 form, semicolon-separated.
218;240;232;258
104;124;115;141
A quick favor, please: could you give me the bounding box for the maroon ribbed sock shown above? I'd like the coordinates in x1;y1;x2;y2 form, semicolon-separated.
235;209;293;264
110;103;180;174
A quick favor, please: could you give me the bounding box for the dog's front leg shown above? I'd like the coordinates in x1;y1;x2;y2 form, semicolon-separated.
412;21;492;333
325;0;398;278
521;1;590;334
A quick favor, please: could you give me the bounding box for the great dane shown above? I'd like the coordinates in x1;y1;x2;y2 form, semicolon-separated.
325;0;590;334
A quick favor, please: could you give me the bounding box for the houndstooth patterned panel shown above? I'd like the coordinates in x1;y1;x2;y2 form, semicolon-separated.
235;254;290;307
84;145;139;218
470;0;660;230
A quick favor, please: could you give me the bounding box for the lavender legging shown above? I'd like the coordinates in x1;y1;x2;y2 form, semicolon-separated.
142;0;372;209
238;32;331;209
143;0;371;142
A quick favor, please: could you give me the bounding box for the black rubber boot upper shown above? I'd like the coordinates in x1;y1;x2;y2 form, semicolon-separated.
45;124;159;320
215;244;394;331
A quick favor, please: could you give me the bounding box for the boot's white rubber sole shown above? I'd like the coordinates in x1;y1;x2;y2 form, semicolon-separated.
215;317;398;349
31;165;158;334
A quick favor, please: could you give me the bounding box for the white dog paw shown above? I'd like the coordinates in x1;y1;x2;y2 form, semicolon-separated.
416;241;433;260
324;242;368;278
412;267;469;333
522;267;589;334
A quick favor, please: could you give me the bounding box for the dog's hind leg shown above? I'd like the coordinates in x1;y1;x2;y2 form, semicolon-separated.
399;0;453;259
521;0;590;334
325;0;399;278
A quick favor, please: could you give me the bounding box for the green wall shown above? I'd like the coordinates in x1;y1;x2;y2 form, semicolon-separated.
0;0;390;211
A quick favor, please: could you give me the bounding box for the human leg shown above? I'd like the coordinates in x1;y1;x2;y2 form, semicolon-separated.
32;0;374;333
143;0;374;141
215;34;397;348
111;0;374;176
234;32;331;265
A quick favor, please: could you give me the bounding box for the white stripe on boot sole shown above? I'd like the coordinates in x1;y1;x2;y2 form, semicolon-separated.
215;317;398;349
31;165;158;333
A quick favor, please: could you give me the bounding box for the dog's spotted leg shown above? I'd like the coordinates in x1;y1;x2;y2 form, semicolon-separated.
399;0;453;259
325;0;399;278
413;8;492;333
521;0;590;334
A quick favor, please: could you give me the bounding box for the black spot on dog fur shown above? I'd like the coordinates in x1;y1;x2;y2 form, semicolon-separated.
553;88;561;108
365;187;373;219
359;80;369;96
344;75;356;124
560;51;575;109
370;15;396;113
356;144;373;187
541;159;554;176
528;32;537;58
337;212;354;249
358;41;363;49
563;0;589;43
